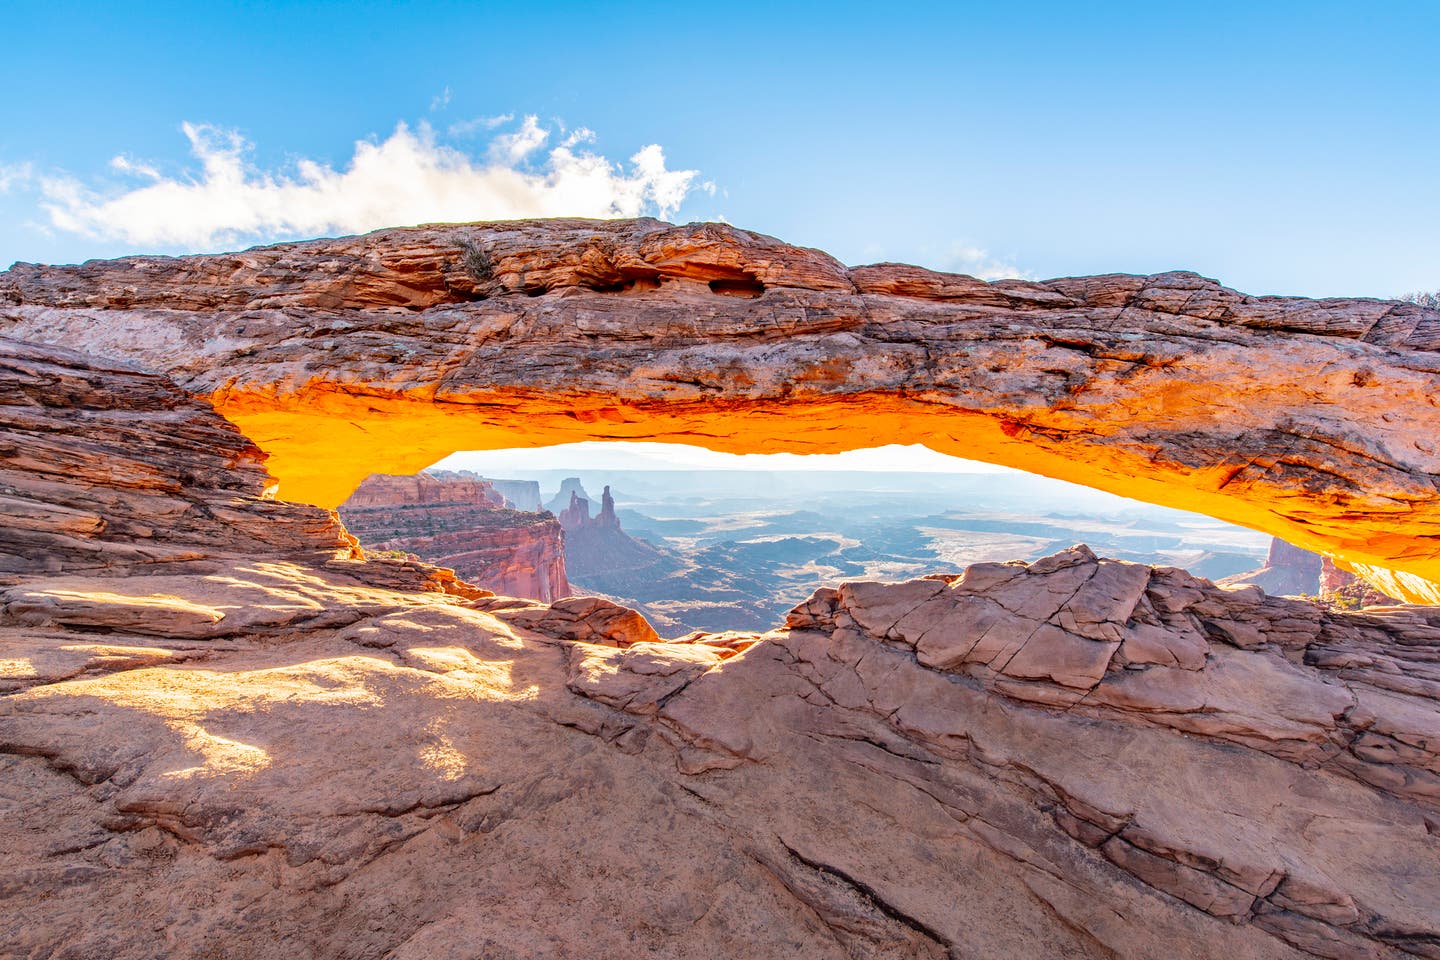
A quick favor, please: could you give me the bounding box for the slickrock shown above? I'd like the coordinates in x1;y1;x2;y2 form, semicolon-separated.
5;233;1440;958
6;542;1440;956
2;219;1438;600
471;594;660;647
339;471;572;602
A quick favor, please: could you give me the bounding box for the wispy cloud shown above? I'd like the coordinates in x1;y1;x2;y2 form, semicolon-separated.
489;114;549;165
429;86;452;111
0;162;32;194
940;242;1031;281
34;117;703;251
447;113;514;138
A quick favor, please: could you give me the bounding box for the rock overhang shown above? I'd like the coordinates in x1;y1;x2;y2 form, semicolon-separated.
3;217;1438;601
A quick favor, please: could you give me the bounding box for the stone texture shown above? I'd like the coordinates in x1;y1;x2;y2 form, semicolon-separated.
339;471;572;602
0;336;486;602
471;594;661;648
6;532;1440;957
1321;557;1402;608
3;219;1438;600
4;233;1440;959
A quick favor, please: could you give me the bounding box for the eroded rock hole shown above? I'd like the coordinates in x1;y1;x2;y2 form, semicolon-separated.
708;276;766;298
589;269;664;294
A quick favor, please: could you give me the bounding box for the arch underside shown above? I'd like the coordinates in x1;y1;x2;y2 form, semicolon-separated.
217;385;1440;605
3;218;1438;601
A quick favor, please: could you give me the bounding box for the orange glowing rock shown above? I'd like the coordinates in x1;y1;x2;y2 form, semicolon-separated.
4;218;1438;601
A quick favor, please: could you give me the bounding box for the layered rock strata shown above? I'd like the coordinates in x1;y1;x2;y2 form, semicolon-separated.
4;226;1440;957
0;336;476;599
2;336;1440;958
339;472;571;602
1220;537;1324;597
2;219;1437;600
1322;558;1402;608
484;477;542;512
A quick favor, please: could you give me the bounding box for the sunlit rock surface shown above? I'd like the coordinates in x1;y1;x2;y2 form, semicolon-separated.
3;335;1440;958
0;336;481;601
3;218;1438;600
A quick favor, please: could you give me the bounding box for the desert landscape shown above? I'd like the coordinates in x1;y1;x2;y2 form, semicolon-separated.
335;465;1276;634
3;4;1438;958
3;220;1439;959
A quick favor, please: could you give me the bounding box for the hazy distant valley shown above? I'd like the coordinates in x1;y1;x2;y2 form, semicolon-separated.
356;465;1272;636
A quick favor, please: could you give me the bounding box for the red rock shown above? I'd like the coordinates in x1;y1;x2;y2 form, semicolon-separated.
3;219;1438;600
339;471;571;602
4;232;1440;959
1220;537;1324;597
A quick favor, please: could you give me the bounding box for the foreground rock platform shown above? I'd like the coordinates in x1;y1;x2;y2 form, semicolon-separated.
3;217;1438;600
5;544;1440;958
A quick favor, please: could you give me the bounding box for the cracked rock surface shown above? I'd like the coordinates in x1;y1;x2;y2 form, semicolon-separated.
6;542;1440;957
3;337;1440;959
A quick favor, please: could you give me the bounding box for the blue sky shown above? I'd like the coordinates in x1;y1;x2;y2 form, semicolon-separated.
2;0;1436;298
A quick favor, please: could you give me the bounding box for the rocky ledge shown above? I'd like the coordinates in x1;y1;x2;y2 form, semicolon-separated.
3;218;1438;600
5;541;1440;958
0;331;1437;958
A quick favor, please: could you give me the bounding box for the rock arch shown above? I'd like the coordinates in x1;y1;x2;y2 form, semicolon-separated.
3;218;1438;600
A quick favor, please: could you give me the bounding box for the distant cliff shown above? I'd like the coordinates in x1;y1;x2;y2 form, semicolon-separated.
552;484;695;628
559;485;666;581
1218;537;1323;596
545;477;593;516
484;477;542;512
340;472;571;601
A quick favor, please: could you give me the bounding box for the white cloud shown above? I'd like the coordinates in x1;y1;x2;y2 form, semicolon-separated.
36;118;703;251
940;242;1031;281
489;114;549;164
561;126;596;148
448;113;514;138
430;86;452;111
0;162;32;194
109;155;161;180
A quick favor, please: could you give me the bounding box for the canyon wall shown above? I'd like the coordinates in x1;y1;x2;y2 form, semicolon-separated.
3;219;1437;601
484;477;542;511
339;472;571;602
1220;538;1324;597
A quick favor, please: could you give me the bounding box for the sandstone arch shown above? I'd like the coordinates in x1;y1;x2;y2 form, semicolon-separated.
3;218;1438;600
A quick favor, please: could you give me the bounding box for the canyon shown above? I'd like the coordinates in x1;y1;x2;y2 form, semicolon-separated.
338;472;570;602
1222;539;1325;598
2;219;1439;959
